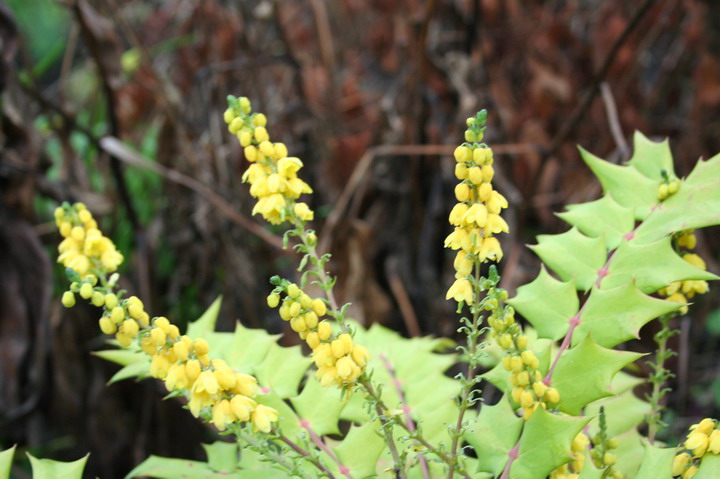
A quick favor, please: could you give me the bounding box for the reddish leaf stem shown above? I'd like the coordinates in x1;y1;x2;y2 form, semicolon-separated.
299;420;353;479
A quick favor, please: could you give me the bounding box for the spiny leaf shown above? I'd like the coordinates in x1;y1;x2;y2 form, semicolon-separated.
125;455;245;478
108;360;150;384
609;428;645;477
464;396;523;476
202;442;239;474
576;282;680;348
530;227;607;291
634;445;675;479
627;131;676;180
290;375;346;436
601;236;718;293
585;389;651;437
27;453;88;479
92;348;145;367
552;335;642;415
186;296;223;338
557;194;635;250
579;147;658;220
0;446;15;479
224;321;281;374
333;423;386;479
695;454;720;479
508;266;578;341
635;153;720;243
510;407;591;479
254;344;311;398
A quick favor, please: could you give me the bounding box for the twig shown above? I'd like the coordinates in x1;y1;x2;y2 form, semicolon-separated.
599;82;629;162
543;0;654;161
385;257;421;338
279;434;337;479
299;420;352;479
379;354;429;479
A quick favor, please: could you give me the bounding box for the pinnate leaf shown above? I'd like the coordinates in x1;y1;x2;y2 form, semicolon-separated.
530;227;607;291
508;266;578;341
552;335;642;415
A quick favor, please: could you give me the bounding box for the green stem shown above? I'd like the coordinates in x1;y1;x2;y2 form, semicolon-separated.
646;314;677;444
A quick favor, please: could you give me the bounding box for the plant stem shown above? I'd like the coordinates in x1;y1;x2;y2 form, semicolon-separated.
646;313;677;444
299;420;353;479
279;434;338;479
500;436;522;479
238;431;310;478
379;354;430;479
447;264;484;479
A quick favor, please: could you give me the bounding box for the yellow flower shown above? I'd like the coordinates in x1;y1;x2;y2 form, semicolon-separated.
446;278;473;304
251;404;279;433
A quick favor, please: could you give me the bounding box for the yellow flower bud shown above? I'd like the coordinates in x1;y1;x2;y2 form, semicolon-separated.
709;429;720;454
287;283;300;299
116;332;133;347
274;142;288;159
304;312;318;329
331;339;347;359
251;404;279;433
501;356;513;371
603;453;616;466
214;368;237;390
516;335;528;350
290;316;308;333
120;319;139;338
658;183;669;200
166;325;180;340
455;163;468;180
193;338;210;355
267;293;280;308
238;130;252;147
79;283;93;299
254;126;269;143
478;182;492;201
467;167;483;185
91;291;105;307
252;113;267;127
239;97;252;114
683;466;698;479
233;373;257;397
173;341;190;361
223;108;235;124
520;390;534;409
533;381;548;398
472;148;487;165
185;359;201;382
228;117;244;134
516;371;530;386
230;395;256;422
453;146;472;163
111;306;125;323
104;293;118;309
150;327;167;346
497;333;512;350
306;332;321;349
61;291;76;308
71;226;85;242
317;321;332;341
99;316;116;335
545;388;560;404
140;336;157;355
464;130;477;143
454;183;471;202
511;387;523;404
289;301;302;317
311;298;326;316
351;344;370;368
510;356;524;372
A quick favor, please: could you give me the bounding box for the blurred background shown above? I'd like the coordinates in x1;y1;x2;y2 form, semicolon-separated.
1;0;719;476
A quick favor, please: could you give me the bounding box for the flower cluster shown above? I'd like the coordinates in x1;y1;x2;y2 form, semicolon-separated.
223;96;313;225
549;432;591;479
659;231;710;314
56;203;123;279
673;418;720;478
445;111;509;305
268;283;370;388
56;203;278;433
491;306;560;420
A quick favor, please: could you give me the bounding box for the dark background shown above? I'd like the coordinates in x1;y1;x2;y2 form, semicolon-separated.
1;0;719;477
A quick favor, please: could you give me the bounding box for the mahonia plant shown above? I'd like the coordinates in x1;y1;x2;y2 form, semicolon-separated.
31;99;720;479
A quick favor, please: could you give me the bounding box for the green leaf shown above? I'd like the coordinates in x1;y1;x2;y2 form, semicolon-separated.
224;321;281;373
254;344;311;398
577;458;604;479
530;227;607;291
333;423;386;479
0;445;15;479
125;455;243;478
202;442;239;473
557;194;635;250
634;445;675;479
510;407;591;479
585;389;651;437
186;296;223;338
627;131;675;180
92;348;145;367
611;428;645;477
695;454;720;479
601;237;718;293
108;360;151;384
464;396;523;476
290;375;346;436
27;453;88;479
508;266;579;341
579;147;658;220
552;335;642;415
635;153;720;243
576;282;680;348
611;371;645;395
